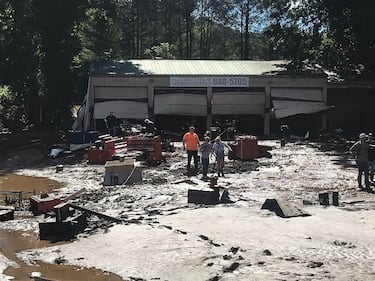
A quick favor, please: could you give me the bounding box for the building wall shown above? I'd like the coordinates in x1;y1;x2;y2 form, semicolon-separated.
84;75;327;135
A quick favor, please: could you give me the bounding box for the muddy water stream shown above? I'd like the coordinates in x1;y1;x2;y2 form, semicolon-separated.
0;174;124;281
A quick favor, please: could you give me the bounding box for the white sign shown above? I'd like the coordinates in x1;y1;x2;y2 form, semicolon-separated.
170;76;249;87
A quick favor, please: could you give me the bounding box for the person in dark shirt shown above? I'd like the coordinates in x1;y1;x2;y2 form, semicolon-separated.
144;118;157;135
368;133;375;184
350;133;375;191
105;112;118;136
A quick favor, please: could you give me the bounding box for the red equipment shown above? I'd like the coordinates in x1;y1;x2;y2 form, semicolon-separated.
125;135;163;163
87;135;127;164
29;194;62;215
233;135;258;160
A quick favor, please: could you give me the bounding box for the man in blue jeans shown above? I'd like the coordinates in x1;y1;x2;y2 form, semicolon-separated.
350;133;375;191
212;136;232;177
200;136;212;180
368;133;375;184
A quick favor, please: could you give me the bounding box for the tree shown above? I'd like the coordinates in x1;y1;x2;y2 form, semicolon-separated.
34;0;87;128
0;85;27;130
144;42;175;59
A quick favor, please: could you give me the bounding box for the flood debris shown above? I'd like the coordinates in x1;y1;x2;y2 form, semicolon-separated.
49;147;64;158
319;191;340;206
30;188;86;215
261;198;310;218
1;190;34;209
87;133;165;165
187;186;233;205
188;188;220;205
66;130;100;152
0;206;14;221
228;135;258;160
39;203;88;241
188;176;233;205
31;271;56;281
55;164;63;172
103;159;142;186
39;201;123;241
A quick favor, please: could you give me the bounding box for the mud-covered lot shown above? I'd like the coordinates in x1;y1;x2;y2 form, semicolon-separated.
2;137;375;281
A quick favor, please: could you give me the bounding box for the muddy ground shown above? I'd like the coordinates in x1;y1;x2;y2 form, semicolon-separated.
1;133;375;281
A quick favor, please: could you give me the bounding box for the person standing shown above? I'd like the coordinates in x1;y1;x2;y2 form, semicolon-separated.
200;136;212;180
183;126;200;174
350;133;375;191
105;112;118;136
144;118;157;135
212;136;232;177
368;133;375;183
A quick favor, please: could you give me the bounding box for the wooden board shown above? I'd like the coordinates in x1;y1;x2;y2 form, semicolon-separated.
261;198;310;218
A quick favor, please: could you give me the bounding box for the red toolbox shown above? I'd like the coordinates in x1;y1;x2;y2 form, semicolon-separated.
235;135;258;160
87;148;113;164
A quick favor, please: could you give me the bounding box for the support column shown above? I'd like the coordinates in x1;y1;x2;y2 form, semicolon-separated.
206;87;213;131
84;77;94;131
264;85;271;136
264;113;271;136
147;85;155;120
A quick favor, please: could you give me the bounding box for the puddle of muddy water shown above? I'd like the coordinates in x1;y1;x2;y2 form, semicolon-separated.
0;173;63;194
0;173;63;205
0;174;124;280
0;228;124;281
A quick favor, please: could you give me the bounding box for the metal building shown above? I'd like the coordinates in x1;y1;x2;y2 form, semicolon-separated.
74;60;330;135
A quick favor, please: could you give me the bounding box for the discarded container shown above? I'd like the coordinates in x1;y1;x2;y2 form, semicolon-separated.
55;165;63;173
29;194;62;215
103;159;143;185
188;188;220;205
87;148;113;164
332;191;339;206
0;207;14;221
39;213;87;241
210;177;218;187
235;135;258;160
319;193;329;206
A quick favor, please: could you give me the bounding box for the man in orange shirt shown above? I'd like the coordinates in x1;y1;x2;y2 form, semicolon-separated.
183;126;200;174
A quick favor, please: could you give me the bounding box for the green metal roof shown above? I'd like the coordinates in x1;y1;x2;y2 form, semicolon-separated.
90;59;287;76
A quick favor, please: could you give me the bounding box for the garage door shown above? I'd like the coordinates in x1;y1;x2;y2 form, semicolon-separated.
271;88;331;119
212;91;265;115
94;100;148;119
94;86;148;99
154;93;207;116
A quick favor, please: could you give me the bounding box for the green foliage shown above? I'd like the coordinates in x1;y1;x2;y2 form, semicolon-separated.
75;7;122;61
0;85;28;130
144;43;175;59
1;0;375;132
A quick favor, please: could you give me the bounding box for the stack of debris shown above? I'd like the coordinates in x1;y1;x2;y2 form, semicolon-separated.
87;134;127;164
0;206;14;221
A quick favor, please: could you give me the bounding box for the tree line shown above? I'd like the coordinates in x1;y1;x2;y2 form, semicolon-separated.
0;0;374;131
